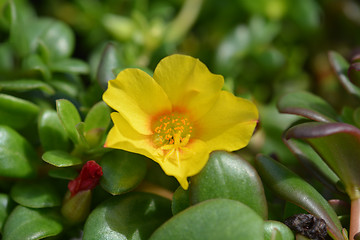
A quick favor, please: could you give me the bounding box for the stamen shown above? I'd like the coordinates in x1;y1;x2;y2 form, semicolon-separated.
152;112;193;163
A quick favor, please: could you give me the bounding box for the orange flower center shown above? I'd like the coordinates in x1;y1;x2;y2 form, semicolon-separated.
152;112;193;164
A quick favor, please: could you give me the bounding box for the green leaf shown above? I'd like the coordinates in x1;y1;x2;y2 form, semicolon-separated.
100;150;147;195
83;192;172;240
283;137;341;192
190;151;267;219
296;235;311;240
48;168;78;180
249;16;280;46
288;0;320;30
56;99;82;144
10;181;61;208
171;186;189;215
50;78;80;98
0;194;12;232
215;25;250;73
0;93;39;129
277;91;338;122
0;79;55;95
42;150;82;167
0;125;39;178
255;154;344;240
0;43;14;71
328;51;360;98
3;206;63;240
84;101;111;132
75;122;90;148
22;54;51;80
96;42;123;89
285;122;360;200
50;58;89;74
38;18;74;60
340;106;357;126
8;0;36;57
61;190;92;224
38;109;70;151
150;199;264;240
264;220;294;240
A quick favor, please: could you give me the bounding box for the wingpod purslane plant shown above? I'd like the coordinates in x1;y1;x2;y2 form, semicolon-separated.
102;54;259;189
275;51;360;240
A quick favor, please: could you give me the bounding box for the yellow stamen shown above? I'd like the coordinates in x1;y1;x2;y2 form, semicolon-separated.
152;112;193;164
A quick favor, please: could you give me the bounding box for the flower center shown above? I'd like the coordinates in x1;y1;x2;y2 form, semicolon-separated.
152;112;193;164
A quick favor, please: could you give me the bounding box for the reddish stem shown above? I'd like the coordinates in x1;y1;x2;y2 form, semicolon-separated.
350;198;360;240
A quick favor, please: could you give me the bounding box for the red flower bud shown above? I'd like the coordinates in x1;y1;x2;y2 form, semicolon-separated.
68;160;103;197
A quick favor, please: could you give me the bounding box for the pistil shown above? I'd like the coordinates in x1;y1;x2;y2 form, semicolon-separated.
152;112;193;163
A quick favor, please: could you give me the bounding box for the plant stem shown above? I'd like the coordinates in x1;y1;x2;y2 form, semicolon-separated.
135;181;173;200
350;198;360;240
164;0;203;43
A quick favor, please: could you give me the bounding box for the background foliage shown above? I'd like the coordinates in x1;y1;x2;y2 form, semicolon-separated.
0;0;360;239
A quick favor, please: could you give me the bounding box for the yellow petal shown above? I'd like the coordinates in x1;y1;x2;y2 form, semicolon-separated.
105;112;159;160
156;139;209;190
153;54;223;120
197;91;258;151
103;68;171;135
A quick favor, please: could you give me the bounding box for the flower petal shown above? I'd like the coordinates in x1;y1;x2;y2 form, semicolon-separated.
157;139;209;190
197;91;258;151
103;69;171;135
105;112;159;160
153;54;223;120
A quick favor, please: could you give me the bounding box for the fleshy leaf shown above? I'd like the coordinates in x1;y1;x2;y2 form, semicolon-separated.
48;168;78;180
0;194;12;232
22;54;51;80
99;150;147;195
83;192;172;240
277;91;338;122
75;122;90;148
190;151;267;219
50;76;80;98
61;190;92;224
171;186;189;215
0;43;13;71
10;181;61;208
283;136;341;192
264;220;294;240
296;235;311;240
0;79;55;95
341;106;357;126
42;150;82;167
56;99;82;144
328;51;360;97
2;206;62;240
255;154;344;240
150;199;264;240
50;58;89;74
96;42;122;89
84;101;111;132
0;125;39;178
38;18;75;60
0;94;39;129
285;122;360;200
38;109;70;151
8;0;36;57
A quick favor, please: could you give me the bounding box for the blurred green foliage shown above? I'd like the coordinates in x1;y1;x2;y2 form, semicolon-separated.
0;0;360;239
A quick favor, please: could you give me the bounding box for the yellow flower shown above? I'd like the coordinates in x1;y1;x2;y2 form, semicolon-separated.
103;54;258;189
